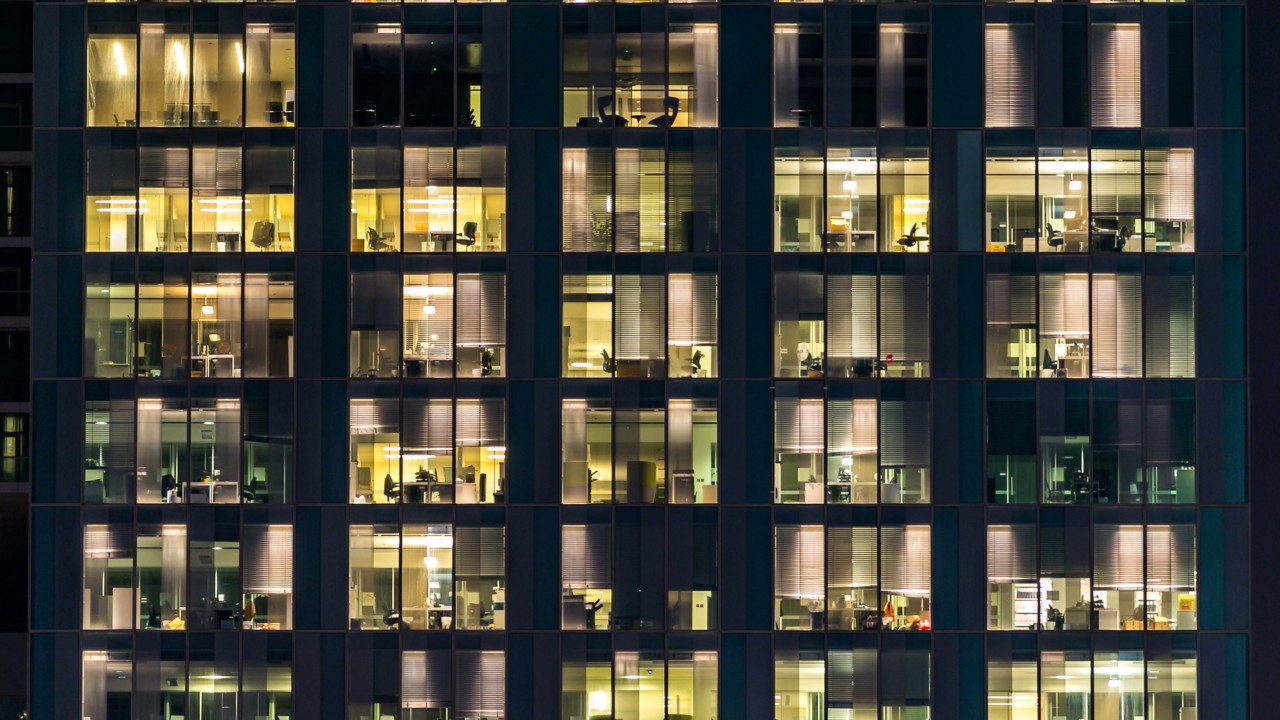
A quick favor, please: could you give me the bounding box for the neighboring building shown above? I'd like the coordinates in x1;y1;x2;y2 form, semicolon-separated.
26;0;1272;719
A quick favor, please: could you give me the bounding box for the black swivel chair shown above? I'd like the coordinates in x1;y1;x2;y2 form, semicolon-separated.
596;95;630;127
367;227;394;252
1046;222;1065;248
648;96;681;127
480;347;494;377
897;222;920;248
383;473;401;502
457;221;478;248
250;220;275;250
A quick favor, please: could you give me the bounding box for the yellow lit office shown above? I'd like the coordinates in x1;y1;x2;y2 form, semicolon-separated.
352;141;403;252
402;271;506;378
562;274;615;377
667;272;718;378
562;523;613;630
403;140;508;252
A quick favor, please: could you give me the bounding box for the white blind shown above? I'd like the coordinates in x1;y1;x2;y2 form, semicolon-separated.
192;146;242;194
402;650;451;709
1146;524;1196;591
1144;274;1195;378
456;274;506;348
1094;524;1144;590
1092;152;1142;216
562;524;611;589
881;525;930;598
986;525;1036;583
827;275;878;361
827;399;877;456
614;275;666;361
774;525;825;600
775;397;825;454
1092;273;1143;378
242;525;293;594
456;398;504;448
562;147;612;252
880;273;930;366
350;399;397;435
613;147;665;252
403;398;452;454
986;273;1036;327
827;526;879;591
456;650;505;718
985;24;1034;127
404;146;453;189
456;526;505;578
827;648;877;710
667;273;718;347
84;524;132;558
1146;148;1195;221
1040;273;1090;338
880;400;929;468
1091;24;1141;127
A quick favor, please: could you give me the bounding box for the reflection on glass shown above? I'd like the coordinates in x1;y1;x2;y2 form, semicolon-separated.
563;399;613;504
667;398;717;504
563;275;614;378
87;35;138;127
246;24;295;127
137;524;186;629
84;523;134;629
879;155;929;252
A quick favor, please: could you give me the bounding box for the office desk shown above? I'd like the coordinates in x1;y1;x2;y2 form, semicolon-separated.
190;355;238;378
401;479;453;503
186;480;240;503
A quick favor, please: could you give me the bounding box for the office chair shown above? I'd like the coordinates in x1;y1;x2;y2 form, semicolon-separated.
897;222;920;248
601;349;617;374
648;96;681;128
596;95;629;126
688;349;703;376
367;227;394;252
383;608;404;629
383;473;401;502
250;221;275;250
480;347;494;377
457;221;478;248
1046;222;1064;248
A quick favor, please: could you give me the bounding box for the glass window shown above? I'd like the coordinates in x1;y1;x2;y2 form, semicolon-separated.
350;397;400;503
399;395;453;503
615;402;665;504
669;10;719;128
404;141;455;252
243;272;294;377
187;526;240;630
562;523;612;630
137;269;190;379
667;272;717;378
826;640;877;720
1094;648;1145;718
614;642;666;718
402;649;451;720
881;525;931;630
85;277;137;377
457;135;507;252
138;143;190;253
353;22;402;127
1040;509;1093;630
880;385;930;504
404;135;507;253
242;634;293;718
826;271;877;378
667;396;717;504
84;521;135;629
562;636;613;719
191;29;243;127
135;634;188;719
87;32;138;127
668;513;718;629
667;643;718;718
139;23;190;127
352;136;403;252
1091;23;1142;128
614;136;667;252
1144;146;1195;252
879;151;929;252
1144;269;1195;378
1144;383;1196;504
879;260;929;377
240;524;293;630
136;524;187;630
987;643;1038;719
775;525;824;630
562;139;615;252
879;23;928;128
85;133;138;252
351;263;402;377
1039;270;1091;378
405;13;459;127
614;273;665;377
1091;148;1142;252
825;142;877;253
243;381;293;504
455;395;507;503
774;636;825;720
1041;383;1092;505
985;22;1034;128
402;524;454;629
86;394;135;504
1147;638;1198;720
191;273;241;377
455;524;506;629
826;397;877;504
1039;648;1092;716
188;390;241;503
246;23;295;127
563;274;614;377
826;525;878;630
774;391;824;505
403;272;455;378
0;414;26;484
136;391;188;504
1093;382;1144;505
190;144;243;252
245;139;295;252
773;15;823;128
774;133;824;253
83;642;133;719
1092;271;1143;378
987;386;1036;505
349;524;402;630
986;261;1038;378
774;267;825;378
985;150;1037;253
668;131;719;252
986;522;1037;630
562;397;612;504
1038;147;1090;253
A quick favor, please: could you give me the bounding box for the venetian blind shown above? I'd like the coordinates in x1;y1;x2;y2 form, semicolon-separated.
1093;524;1144;590
774;525;825;600
401;650;451;710
827;399;877;457
986;273;1036;328
1039;273;1090;339
456;650;505;718
456;398;504;448
775;397;825;454
827;526;879;592
562;147;613;252
404;146;453;190
827;275;878;362
1143;274;1195;378
84;524;132;558
1092;152;1142;216
613;147;666;252
1091;24;1142;128
986;524;1036;583
614;275;666;361
985;24;1034;127
1092;273;1143;378
456;526;505;578
192;146;242;194
880;400;929;468
562;524;611;589
403;398;452;455
1146;524;1196;591
350;399;397;436
880;272;930;367
139;147;190;188
242;524;293;594
1146;148;1195;222
456;274;506;348
881;525;930;598
667;273;718;347
827;648;877;710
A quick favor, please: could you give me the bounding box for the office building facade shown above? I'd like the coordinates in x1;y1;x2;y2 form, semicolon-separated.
27;0;1272;718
